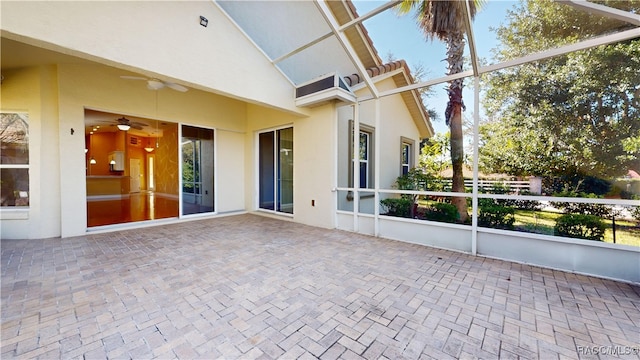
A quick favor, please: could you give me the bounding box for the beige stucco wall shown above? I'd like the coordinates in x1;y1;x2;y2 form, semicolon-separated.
1;61;249;238
1;66;61;239
1;1;304;116
245;102;337;229
337;77;423;213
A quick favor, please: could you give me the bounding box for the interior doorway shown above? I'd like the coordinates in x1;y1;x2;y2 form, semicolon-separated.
130;158;141;193
84;109;179;227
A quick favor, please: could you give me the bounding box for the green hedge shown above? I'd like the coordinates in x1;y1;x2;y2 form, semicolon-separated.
478;203;515;230
421;202;458;223
380;198;413;218
553;214;605;241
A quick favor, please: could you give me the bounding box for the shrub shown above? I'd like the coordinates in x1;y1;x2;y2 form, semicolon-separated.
421;202;458;223
392;168;430;218
478;202;515;230
509;190;543;211
630;206;640;223
550;190;612;217
380;198;412;218
553;214;605;241
544;175;611;196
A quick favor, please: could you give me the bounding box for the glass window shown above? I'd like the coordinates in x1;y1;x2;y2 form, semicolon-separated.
349;121;374;189
400;137;414;176
181;125;214;215
1;113;29;207
259;127;294;214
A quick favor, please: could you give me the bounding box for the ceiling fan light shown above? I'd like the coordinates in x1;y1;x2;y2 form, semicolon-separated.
144;147;155;153
117;124;131;131
147;79;164;90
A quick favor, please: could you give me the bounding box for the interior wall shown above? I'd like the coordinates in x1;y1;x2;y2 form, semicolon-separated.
86;132;119;176
155;124;179;197
128;140;147;192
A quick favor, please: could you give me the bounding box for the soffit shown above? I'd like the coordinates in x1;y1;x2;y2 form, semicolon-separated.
0;37;92;70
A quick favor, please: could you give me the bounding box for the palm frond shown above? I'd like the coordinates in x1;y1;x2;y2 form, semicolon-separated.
397;0;484;40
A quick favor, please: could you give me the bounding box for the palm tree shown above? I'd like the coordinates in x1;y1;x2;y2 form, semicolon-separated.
397;0;481;223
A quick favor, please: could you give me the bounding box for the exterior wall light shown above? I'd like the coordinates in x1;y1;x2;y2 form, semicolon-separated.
200;16;208;27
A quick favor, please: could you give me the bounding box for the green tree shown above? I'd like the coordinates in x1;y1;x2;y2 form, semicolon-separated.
420;132;449;178
397;0;483;222
481;1;640;186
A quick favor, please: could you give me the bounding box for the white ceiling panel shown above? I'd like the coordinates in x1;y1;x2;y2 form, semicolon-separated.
217;1;332;60
277;36;357;85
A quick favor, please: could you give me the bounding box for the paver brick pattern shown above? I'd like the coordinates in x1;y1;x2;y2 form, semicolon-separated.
2;214;639;359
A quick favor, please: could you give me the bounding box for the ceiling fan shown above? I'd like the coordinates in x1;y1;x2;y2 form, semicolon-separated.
97;116;149;131
120;76;188;92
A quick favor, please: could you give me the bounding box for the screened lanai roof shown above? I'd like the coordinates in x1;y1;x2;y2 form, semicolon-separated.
215;0;639;108
216;0;385;87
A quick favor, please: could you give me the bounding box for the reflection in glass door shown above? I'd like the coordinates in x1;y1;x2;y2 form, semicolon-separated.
181;125;214;215
259;127;293;214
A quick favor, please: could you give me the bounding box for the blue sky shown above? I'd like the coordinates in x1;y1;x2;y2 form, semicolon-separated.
351;0;518;134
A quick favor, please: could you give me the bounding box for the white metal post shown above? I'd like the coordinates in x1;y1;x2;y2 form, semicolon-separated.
374;98;381;237
471;77;480;255
353;103;360;232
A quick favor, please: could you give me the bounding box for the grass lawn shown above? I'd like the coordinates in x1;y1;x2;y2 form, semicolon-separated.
514;210;640;247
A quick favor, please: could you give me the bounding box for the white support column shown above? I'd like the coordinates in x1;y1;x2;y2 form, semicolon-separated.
353;103;360;232
333;101;339;229
471;76;480;256
374;98;381;237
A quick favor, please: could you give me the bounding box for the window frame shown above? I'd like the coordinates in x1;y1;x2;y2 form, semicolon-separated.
348;120;375;190
257;125;294;215
400;136;415;176
1;112;30;208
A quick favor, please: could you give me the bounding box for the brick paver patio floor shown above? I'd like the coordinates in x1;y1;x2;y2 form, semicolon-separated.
2;214;639;359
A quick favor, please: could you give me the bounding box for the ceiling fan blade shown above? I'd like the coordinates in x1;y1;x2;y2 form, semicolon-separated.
120;76;148;81
165;82;188;92
131;121;148;127
131;124;144;130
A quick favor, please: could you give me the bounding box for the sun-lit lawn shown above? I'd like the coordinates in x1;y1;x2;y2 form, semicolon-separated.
514;210;640;247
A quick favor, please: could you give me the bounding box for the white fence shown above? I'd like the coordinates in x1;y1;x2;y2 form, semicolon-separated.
437;179;532;193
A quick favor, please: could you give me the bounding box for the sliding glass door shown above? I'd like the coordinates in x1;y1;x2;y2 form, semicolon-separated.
259;127;293;214
181;125;214;215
